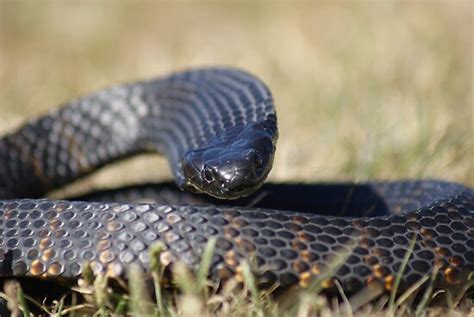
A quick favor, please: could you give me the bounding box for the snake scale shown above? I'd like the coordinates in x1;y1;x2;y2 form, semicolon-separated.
0;68;473;298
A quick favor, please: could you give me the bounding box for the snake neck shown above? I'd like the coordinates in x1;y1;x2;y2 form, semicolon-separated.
0;68;278;200
137;69;277;197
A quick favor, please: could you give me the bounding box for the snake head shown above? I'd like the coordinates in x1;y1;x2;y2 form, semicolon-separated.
181;121;276;199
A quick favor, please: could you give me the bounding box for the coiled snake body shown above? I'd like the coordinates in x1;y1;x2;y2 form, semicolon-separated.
0;68;473;296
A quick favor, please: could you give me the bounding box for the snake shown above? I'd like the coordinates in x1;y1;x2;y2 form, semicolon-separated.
0;67;473;300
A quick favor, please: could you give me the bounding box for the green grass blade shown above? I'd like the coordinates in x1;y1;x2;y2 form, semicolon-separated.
196;237;217;291
114;296;128;315
388;233;417;313
17;284;30;317
415;263;440;316
55;296;65;316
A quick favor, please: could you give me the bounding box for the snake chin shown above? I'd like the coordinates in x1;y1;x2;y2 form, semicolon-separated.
181;122;276;200
183;179;264;200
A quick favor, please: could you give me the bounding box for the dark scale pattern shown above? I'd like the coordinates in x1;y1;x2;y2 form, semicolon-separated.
0;68;275;198
0;85;146;198
140;69;275;187
0;67;473;295
0;186;473;293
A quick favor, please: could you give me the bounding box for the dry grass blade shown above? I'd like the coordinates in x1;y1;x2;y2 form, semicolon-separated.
150;243;167;314
173;262;198;295
172;262;207;317
177;294;206;317
348;284;384;312
3;280;30;317
2;283;19;317
55;303;96;316
93;274;109;314
296;294;312;317
395;274;430;307
295;294;328;317
334;279;352;317
241;260;262;314
52;296;65;316
69;292;77;317
128;264;154;316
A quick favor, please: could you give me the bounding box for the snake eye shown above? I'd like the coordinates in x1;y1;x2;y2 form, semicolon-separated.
202;166;214;182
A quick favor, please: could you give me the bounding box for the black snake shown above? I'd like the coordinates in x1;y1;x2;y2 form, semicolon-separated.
0;68;473;299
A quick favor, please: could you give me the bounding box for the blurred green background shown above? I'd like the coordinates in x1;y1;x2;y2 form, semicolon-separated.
0;1;472;196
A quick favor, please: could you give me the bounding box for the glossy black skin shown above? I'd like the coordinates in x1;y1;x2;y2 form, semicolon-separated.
0;68;276;200
182;120;277;199
0;68;473;309
0;181;473;296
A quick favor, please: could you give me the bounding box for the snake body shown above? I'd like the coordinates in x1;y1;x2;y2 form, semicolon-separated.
0;68;473;296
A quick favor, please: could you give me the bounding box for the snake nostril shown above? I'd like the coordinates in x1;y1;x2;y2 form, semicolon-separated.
253;154;264;175
255;156;263;169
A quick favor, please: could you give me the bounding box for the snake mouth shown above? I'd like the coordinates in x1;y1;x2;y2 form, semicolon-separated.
223;182;264;199
212;182;262;199
183;178;262;200
182;168;269;199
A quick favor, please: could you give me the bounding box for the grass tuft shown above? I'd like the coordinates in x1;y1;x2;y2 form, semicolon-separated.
128;264;154;316
1;238;473;316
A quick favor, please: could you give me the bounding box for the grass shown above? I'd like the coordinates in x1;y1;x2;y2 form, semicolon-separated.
1;239;472;316
0;1;473;316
